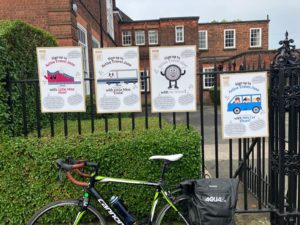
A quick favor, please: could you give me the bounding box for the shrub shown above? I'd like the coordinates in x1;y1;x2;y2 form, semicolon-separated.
0;126;201;224
0;20;57;136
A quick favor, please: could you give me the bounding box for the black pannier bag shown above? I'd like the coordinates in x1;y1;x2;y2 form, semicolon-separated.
181;178;239;225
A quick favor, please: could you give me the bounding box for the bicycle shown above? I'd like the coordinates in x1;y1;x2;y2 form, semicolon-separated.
26;154;192;225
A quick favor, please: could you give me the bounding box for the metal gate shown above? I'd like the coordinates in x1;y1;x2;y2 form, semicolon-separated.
269;32;300;224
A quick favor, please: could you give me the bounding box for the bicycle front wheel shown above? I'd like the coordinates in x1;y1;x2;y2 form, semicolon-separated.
26;199;106;225
155;195;190;225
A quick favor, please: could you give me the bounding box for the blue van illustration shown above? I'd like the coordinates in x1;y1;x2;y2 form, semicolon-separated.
227;94;262;114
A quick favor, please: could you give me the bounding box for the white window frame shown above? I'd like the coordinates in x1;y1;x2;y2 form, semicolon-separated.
140;70;150;92
250;28;262;48
175;25;184;43
77;23;90;94
106;0;114;40
148;30;158;45
92;36;100;48
203;67;215;89
198;30;208;50
224;29;236;49
135;30;145;46
122;31;132;46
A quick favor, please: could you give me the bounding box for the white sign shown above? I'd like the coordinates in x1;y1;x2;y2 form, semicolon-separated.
37;47;86;113
150;46;197;112
93;47;141;113
220;72;269;139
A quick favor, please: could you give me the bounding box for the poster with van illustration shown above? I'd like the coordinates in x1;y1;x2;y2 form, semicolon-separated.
37;47;86;113
220;72;268;139
150;46;197;112
93;47;141;113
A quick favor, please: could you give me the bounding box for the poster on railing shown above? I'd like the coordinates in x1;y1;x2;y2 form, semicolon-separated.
93;47;142;113
220;72;268;139
37;47;86;113
150;46;197;112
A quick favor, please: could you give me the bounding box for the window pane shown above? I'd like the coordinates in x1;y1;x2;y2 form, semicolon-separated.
199;31;207;49
149;30;158;45
250;29;261;47
203;68;214;88
78;26;88;76
140;71;149;92
122;31;132;46
106;0;114;39
92;37;100;48
224;30;235;48
176;26;184;42
135;31;145;45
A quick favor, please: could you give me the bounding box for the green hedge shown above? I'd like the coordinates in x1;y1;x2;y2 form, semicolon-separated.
0;20;57;135
0;126;201;224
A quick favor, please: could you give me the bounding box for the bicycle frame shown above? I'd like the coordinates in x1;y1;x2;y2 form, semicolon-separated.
76;175;181;225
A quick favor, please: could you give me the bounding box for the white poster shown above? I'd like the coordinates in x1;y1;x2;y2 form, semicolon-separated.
37;47;86;113
150;46;197;112
93;47;141;113
220;72;269;139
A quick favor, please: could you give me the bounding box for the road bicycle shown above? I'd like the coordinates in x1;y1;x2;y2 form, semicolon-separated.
26;154;192;225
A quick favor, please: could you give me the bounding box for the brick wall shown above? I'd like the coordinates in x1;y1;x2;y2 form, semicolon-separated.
119;17;199;65
0;0;51;31
199;20;269;61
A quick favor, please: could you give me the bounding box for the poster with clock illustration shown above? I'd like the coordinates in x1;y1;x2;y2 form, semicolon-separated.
150;46;197;112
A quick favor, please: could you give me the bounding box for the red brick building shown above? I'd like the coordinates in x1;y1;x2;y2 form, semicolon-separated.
198;19;270;102
117;16;270;102
0;0;120;93
0;0;272;102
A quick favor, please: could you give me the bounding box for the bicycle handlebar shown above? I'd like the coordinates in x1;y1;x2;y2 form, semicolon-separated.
56;157;99;188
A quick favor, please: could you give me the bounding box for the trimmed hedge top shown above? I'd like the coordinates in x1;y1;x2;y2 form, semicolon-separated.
0;127;201;224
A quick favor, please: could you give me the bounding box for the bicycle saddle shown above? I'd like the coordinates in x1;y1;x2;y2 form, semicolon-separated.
149;154;183;162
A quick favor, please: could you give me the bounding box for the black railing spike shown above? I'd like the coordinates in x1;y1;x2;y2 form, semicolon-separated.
258;54;262;69
232;61;236;71
243;56;247;69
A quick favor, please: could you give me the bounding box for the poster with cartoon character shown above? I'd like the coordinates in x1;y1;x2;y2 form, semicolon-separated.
37;47;86;113
93;47;141;113
220;72;269;139
150;46;197;112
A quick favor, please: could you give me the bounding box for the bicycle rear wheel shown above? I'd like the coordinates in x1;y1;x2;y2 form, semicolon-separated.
26;199;106;225
154;195;190;225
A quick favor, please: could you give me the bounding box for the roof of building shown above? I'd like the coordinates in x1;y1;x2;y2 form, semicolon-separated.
119;16;199;24
199;19;270;25
115;7;133;22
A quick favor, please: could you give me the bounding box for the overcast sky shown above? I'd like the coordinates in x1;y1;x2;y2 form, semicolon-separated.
116;0;300;50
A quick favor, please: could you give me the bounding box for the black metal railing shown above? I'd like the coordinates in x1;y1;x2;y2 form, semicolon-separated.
269;32;300;225
1;47;278;218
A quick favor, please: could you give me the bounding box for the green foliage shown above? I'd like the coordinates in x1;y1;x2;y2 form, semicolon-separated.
209;88;221;105
0;20;57;135
0;126;201;224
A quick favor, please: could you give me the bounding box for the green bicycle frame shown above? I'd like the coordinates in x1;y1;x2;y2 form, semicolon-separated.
74;175;182;225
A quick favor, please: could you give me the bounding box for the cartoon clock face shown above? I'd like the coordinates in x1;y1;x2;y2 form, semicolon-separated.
164;65;183;81
160;64;186;89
